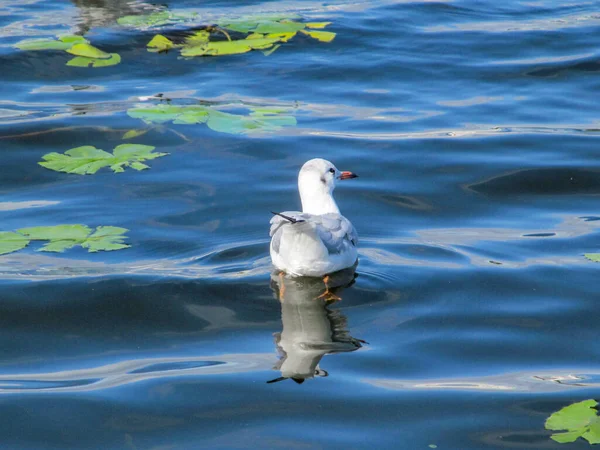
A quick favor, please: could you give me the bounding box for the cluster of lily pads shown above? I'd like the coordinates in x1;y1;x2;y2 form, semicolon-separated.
0;225;130;256
14;35;120;68
545;399;600;444
126;103;296;135
146;17;335;57
585;253;600;262
39;144;167;175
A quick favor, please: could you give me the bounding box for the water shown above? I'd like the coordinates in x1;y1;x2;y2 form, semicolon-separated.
1;0;599;448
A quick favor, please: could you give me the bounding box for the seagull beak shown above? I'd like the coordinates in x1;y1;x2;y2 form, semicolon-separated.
338;171;358;180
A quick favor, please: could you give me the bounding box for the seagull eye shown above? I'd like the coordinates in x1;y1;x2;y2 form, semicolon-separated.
329;168;335;174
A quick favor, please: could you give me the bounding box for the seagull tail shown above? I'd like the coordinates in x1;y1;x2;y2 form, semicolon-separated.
270;211;305;224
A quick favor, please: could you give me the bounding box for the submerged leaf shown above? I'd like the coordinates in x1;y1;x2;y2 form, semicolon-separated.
122;128;150;139
147;34;174;52
254;20;305;34
117;12;184;28
546;400;600;445
66;53;121;68
39;144;167;175
585;253;600;262
300;30;336;42
0;232;30;255
66;43;111;59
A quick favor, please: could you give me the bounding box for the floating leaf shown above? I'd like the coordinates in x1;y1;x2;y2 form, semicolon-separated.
18;224;92;241
585;253;600;262
185;31;209;45
66;43;111;59
58;35;89;44
16;225;129;253
545;399;600;444
127;104;295;135
0;232;30;255
127;105;189;124
182;40;253;57
147;34;174;52
81;226;130;252
300;30;336;42
266;32;296;42
66;53;121;68
39;144;167;175
305;22;332;29
15;38;73;51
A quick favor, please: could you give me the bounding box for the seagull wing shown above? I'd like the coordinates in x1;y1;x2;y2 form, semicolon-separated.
270;212;357;255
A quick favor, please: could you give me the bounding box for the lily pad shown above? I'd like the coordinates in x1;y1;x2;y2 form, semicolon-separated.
81;226;131;252
185;31;209;45
305;22;332;29
66;53;121;68
39;144;168;175
127;103;296;135
18;224;92;252
17;225;130;253
0;232;30;255
300;30;336;42
66;43;111;59
585;254;600;262
14;35;88;51
147;34;174;52
545;399;600;444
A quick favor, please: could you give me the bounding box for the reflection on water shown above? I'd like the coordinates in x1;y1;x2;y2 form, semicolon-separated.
267;267;366;384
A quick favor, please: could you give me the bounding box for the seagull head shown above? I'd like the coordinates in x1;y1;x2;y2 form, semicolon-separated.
298;158;358;214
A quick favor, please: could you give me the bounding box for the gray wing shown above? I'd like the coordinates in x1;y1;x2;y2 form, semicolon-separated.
270;212;358;255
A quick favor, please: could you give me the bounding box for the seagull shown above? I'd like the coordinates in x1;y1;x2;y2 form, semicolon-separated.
269;158;359;290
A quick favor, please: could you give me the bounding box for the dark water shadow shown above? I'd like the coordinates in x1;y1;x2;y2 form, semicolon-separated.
266;266;366;385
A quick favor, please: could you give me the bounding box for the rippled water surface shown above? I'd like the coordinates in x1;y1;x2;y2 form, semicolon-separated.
1;0;600;449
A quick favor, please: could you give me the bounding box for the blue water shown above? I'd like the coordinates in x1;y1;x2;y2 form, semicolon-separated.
1;0;600;448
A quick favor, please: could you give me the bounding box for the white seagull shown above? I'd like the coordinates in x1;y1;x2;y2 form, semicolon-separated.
269;158;359;282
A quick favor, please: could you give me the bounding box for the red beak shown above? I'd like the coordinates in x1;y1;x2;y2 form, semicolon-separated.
339;171;358;180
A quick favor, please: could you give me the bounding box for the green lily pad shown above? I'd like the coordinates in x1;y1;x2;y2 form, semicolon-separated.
545;399;600;444
585;253;600;262
305;22;332;29
66;43;111;59
147;34;174;52
17;224;129;253
15;38;73;51
39;144;167;175
0;232;30;255
81;226;131;252
127;103;296;135
18;224;92;252
127;105;188;124
185;31;209;45
181;40;252;57
66;53;121;68
300;30;336;42
58;35;89;44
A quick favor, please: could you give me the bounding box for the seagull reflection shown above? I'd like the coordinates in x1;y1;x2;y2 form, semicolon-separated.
268;266;366;384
